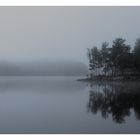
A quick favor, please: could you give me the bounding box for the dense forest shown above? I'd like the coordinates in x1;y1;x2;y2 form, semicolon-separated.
87;38;140;79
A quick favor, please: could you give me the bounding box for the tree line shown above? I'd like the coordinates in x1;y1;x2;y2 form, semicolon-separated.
87;38;140;77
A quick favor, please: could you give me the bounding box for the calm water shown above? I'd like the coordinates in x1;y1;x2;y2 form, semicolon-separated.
0;76;140;134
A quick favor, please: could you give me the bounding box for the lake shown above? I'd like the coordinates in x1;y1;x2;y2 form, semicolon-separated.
0;76;140;134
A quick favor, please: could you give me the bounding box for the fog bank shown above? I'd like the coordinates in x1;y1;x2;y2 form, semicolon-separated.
0;60;88;76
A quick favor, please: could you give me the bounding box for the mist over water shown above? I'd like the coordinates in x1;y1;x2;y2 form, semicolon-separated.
0;60;88;76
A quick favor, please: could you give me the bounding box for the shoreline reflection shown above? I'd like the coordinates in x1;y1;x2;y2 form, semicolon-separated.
87;83;140;123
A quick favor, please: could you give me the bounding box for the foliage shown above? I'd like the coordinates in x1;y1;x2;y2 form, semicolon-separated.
87;38;140;77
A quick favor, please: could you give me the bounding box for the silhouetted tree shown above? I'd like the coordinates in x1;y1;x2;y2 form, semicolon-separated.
87;37;140;78
101;42;109;75
133;38;140;73
110;38;131;76
87;46;101;76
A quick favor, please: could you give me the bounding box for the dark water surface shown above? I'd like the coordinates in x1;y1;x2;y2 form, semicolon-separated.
0;76;140;134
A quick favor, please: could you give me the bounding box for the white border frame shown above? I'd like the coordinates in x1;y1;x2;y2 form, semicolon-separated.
0;0;139;6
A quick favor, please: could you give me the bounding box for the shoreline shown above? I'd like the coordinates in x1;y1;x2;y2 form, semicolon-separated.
77;76;140;82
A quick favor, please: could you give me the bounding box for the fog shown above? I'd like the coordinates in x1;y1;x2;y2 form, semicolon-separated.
0;7;140;75
0;60;88;76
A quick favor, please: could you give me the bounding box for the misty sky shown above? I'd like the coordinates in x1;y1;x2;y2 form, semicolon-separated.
0;7;140;64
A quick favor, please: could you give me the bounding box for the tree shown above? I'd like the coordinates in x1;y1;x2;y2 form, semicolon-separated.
87;48;96;75
87;46;100;76
110;38;130;76
133;38;140;73
101;42;109;75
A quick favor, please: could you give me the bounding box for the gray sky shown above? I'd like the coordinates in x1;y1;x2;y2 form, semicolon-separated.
0;7;140;64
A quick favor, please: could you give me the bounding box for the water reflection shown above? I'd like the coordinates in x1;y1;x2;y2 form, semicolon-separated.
0;76;85;95
87;82;140;123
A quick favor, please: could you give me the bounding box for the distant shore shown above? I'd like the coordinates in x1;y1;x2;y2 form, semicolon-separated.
77;75;140;82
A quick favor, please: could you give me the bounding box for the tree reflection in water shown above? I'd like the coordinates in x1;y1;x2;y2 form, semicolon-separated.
87;82;140;123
